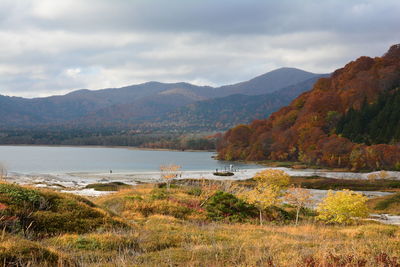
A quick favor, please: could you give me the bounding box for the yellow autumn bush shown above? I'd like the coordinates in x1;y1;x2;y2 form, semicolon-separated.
317;189;369;224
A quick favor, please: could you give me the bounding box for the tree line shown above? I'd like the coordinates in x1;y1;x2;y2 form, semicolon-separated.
0;128;218;151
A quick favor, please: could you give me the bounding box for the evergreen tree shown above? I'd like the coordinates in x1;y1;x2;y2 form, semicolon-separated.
336;88;400;144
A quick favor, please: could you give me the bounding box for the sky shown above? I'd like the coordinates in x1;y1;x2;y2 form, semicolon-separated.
0;0;399;98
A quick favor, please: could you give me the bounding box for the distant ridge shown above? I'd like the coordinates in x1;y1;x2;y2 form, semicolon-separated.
0;67;324;130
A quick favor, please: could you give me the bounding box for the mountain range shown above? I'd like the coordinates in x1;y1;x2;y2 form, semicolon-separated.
0;68;325;131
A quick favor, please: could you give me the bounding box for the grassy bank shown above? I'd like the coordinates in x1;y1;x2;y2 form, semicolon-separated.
0;182;399;266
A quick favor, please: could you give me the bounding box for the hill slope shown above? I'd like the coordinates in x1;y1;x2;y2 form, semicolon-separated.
217;44;400;170
0;82;214;126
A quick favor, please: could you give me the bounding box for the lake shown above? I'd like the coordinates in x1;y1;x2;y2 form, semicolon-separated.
0;145;261;174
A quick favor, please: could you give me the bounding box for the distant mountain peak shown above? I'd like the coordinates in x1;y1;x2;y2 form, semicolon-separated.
217;67;322;96
268;67;314;72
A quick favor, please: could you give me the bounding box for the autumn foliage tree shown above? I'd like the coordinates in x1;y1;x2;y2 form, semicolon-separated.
239;169;289;225
316;189;369;224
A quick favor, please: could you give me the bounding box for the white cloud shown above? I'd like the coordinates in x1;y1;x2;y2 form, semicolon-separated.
64;68;82;78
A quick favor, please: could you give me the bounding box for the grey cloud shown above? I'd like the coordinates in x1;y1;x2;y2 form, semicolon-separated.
19;0;399;35
0;0;399;97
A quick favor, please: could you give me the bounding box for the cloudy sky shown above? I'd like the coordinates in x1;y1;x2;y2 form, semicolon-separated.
0;0;399;97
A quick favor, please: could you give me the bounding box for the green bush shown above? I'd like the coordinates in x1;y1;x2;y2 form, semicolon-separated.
205;191;257;222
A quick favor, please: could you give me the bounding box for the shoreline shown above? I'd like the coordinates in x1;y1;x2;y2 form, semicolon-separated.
0;144;215;153
6;167;400;191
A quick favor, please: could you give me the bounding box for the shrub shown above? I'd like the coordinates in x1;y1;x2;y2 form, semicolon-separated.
205;191;257;222
317;190;369;224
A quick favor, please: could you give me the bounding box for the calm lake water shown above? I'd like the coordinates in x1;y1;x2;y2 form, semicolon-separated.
0;145;260;174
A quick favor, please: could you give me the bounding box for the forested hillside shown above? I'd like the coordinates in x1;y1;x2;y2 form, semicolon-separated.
156;76;325;131
217;44;400;171
0;68;320;129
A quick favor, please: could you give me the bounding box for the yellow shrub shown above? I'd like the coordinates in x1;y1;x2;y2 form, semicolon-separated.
317;190;369;224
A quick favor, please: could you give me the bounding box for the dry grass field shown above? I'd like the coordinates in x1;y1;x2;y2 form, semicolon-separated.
1;182;399;266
